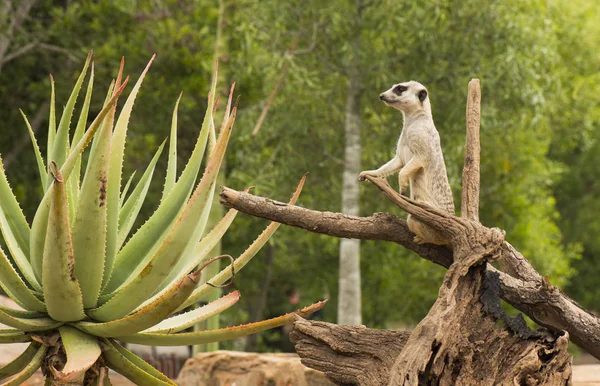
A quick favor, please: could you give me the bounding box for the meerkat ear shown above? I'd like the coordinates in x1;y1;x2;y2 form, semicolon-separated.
418;89;428;103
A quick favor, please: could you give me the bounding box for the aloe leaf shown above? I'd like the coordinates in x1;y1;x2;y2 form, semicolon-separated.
91;106;234;321
162;92;182;201
212;82;236;156
143;205;238;307
144;291;240;334
117;301;326;346
29;79;129;285
0;305;43;319
0;342;40;382
208;95;217;155
0;344;46;385
116;141;165;254
109;341;172;384
54;326;101;382
119;171;136;209
102;340;175;386
72;78;123;309
84;80;115;179
0;246;45;312
43;163;85;322
19;110;47;192
106;64;219;294
46;74;56;184
78;269;201;336
69;62;95;222
0;286;28;311
0;307;60;331
178;175;306;311
0;158;39;291
45;51;92;189
104;56;156;291
165;205;238;290
0;331;31;343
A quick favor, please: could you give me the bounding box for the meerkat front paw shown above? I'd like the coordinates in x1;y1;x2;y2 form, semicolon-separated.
358;170;376;182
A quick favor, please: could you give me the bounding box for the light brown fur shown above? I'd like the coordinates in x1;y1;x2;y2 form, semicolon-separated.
359;81;454;246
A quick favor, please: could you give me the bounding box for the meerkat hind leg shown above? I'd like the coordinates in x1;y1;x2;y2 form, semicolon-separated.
407;215;449;246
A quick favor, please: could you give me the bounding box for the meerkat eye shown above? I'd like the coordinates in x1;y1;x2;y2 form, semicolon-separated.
393;85;407;95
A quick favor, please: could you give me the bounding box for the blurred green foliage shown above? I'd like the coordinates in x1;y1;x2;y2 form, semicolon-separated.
1;0;598;351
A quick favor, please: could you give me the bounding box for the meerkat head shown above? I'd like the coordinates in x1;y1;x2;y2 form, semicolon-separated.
379;81;431;115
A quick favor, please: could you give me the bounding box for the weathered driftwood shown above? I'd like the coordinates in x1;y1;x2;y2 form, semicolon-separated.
219;186;600;362
218;79;593;384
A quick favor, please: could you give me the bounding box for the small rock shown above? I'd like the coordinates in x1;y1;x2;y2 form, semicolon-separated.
177;350;334;386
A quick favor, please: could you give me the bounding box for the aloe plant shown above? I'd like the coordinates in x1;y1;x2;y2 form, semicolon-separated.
0;52;324;385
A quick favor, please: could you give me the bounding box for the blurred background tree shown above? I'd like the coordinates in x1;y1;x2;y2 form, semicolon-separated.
0;0;598;352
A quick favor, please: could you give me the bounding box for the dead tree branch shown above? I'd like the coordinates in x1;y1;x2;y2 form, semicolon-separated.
461;79;481;221
220;185;600;361
290;318;410;385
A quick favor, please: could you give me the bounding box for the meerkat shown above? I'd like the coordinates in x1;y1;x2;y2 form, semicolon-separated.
358;81;454;246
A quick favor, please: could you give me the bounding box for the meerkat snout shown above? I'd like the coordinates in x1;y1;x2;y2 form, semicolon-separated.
379;93;385;100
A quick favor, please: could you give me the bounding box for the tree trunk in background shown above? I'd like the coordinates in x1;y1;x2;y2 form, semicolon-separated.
338;19;363;325
193;0;231;354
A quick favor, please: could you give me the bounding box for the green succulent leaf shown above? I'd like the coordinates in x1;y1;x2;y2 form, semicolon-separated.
43;162;85;322
102;340;175;386
144;206;238;308
162;92;182;201
19;110;47;192
108;340;172;384
117;300;326;346
45;51;92;188
0;330;31;344
119;171;136;209
0;342;40;382
0;244;45;312
46;74;56;187
116;141;165;253
76;268;201;336
106;64;219;294
91;105;233;321
0;309;60;332
0;343;46;385
30;79;129;284
144;290;240;334
69;62;96;224
178;175;306;311
54;326;101;382
72;75;125;308
104;55;156;290
0;305;43;319
0;157;38;291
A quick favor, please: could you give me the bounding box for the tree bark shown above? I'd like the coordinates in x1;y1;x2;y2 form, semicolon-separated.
220;183;600;362
461;79;481;220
